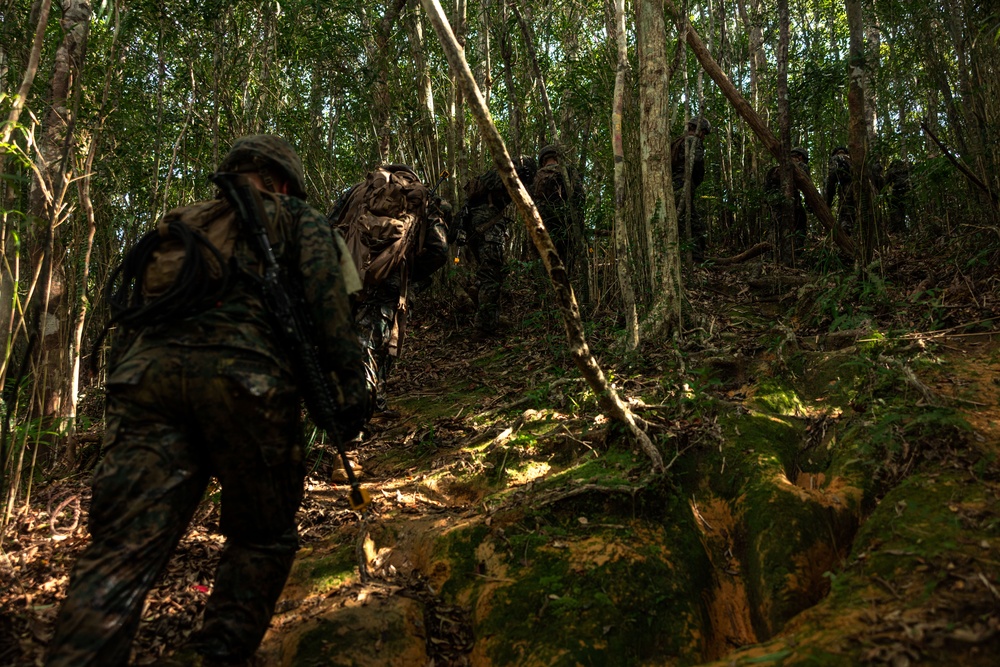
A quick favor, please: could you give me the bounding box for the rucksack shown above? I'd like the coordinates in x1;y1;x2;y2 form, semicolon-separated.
105;193;286;332
331;165;430;287
464;169;504;206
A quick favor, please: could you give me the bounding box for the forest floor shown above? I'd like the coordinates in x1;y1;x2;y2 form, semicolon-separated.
2;241;1000;666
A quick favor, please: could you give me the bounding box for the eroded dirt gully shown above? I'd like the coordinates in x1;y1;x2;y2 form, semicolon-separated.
2;262;1000;667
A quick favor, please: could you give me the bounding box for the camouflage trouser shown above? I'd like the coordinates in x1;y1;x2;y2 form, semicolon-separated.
674;183;706;262
46;345;305;667
470;225;506;331
837;197;857;236
770;202;808;267
354;297;397;414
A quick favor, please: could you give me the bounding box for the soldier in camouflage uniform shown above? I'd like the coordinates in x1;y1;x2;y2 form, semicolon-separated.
825;146;856;235
457;158;536;333
765;147;812;266
352;191;449;417
45;136;367;667
532;145;588;304
671;117;711;262
883;159;912;234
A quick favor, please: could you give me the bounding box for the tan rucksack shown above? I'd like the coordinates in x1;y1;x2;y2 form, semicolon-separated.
332;165;430;287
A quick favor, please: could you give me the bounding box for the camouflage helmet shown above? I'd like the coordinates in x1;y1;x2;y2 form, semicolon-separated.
219;135;308;199
687;117;711;136
831;145;849;157
790;146;809;162
538;144;562;164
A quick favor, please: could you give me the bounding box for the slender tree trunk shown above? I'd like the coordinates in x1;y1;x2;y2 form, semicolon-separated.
777;0;794;266
498;0;522;155
375;0;408;162
636;0;682;339
846;0;880;264
406;3;441;178
28;0;92;424
513;4;558;145
610;0;638;350
420;0;664;472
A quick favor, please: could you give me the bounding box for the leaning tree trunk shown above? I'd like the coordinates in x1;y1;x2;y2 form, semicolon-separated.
420;0;664;472
610;0;639;350
664;0;855;257
635;0;683;340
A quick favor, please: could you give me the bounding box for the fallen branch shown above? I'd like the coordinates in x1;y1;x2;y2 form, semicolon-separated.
711;241;770;266
421;0;664;473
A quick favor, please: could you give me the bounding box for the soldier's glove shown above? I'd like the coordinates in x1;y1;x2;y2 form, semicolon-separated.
455;230;467;247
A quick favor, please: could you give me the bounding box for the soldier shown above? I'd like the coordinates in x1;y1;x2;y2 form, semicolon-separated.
825;146;856;235
456;157;536;334
334;167;450;419
532;144;587;303
671;117;711;262
884;159;912;233
45;136;368;666
765;147;812;266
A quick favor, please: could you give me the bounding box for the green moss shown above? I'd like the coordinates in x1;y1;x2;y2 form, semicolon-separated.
752;378;807;416
297;544;358;595
479;508;712;665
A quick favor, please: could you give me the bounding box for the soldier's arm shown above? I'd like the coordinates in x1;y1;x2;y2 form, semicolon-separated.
286;197;368;416
412;214;449;283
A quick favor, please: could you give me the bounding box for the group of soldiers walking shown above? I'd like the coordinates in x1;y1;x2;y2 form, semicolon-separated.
456;144;586;334
43;134;593;666
43;119;917;665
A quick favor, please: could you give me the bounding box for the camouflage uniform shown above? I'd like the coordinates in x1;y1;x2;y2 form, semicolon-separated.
464;204;507;331
532;146;587;304
459;160;535;332
765;147;811;266
884;159;911;233
46;137;366;667
354;195;449;414
825;147;856;235
671;118;710;262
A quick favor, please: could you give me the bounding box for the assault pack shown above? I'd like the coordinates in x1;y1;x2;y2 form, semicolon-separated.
329;165;431;288
464;169;505;207
103;192;287;335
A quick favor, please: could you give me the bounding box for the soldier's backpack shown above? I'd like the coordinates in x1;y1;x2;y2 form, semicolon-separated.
331;165;430;287
104;193;288;332
463;168;504;206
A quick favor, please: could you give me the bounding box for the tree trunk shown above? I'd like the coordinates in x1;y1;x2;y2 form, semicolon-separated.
846;0;881;265
405;3;441;178
498;0;522;155
635;0;682;340
28;0;92;425
513;4;558;145
420;0;664;472
610;0;638;350
375;0;408;162
776;0;794;267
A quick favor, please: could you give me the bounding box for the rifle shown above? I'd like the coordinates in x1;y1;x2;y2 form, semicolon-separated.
428;169;450;197
210;172;371;511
